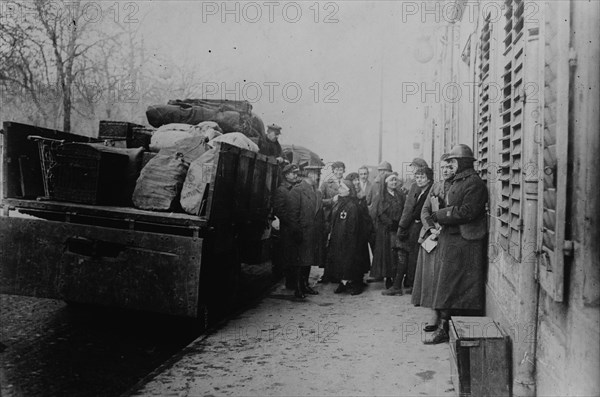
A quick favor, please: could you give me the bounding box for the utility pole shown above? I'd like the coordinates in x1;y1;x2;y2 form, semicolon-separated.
378;55;384;164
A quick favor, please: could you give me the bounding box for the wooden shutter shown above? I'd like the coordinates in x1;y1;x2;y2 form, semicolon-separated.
477;17;492;181
498;0;525;260
537;0;571;302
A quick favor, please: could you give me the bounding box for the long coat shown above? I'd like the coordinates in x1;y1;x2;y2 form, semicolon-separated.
396;183;432;287
327;197;370;281
319;178;342;227
412;180;451;307
431;168;488;311
356;197;373;274
289;180;325;267
366;180;380;210
370;189;406;278
272;179;296;266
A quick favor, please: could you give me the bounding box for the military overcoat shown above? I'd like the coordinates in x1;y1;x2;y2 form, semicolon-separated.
431;168;489;311
289;180;325;267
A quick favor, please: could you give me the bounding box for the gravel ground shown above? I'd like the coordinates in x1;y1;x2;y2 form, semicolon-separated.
127;269;455;397
0;261;274;397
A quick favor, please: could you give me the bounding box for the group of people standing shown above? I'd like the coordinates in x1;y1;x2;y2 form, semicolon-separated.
271;143;488;345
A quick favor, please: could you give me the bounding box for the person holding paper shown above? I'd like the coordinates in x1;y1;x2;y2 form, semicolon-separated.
411;154;455;331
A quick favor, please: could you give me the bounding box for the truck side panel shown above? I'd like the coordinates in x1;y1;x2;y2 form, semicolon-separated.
0;216;203;317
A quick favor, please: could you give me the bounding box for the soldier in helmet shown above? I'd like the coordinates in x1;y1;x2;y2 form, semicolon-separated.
366;160;393;209
425;144;488;344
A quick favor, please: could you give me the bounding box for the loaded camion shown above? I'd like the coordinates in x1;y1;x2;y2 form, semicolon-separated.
0;115;278;325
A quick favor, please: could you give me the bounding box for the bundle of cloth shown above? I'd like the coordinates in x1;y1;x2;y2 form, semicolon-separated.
133;118;259;213
146;99;265;139
149;121;223;152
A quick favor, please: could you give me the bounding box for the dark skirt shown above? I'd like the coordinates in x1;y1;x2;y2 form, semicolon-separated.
370;228;398;279
431;229;486;311
411;245;438;307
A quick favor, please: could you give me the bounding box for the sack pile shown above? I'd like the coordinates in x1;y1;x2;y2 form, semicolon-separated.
94;99;266;213
146;99;265;139
133;123;260;213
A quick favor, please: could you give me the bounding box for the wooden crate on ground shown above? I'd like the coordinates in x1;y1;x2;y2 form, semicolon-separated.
449;316;511;397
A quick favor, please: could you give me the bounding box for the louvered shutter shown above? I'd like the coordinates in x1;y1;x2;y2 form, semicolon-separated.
477;17;492;181
537;0;571;302
498;0;525;260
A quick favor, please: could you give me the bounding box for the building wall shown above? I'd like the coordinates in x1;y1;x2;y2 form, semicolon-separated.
419;1;599;395
534;1;600;395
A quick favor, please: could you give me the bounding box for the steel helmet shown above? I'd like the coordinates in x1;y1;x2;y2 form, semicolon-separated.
377;161;392;171
446;144;475;160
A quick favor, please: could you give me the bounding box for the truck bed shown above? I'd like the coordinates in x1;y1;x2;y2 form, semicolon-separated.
4;198;208;229
1;121;279;318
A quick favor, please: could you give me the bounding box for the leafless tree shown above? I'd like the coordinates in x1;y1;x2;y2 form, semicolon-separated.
0;1;125;132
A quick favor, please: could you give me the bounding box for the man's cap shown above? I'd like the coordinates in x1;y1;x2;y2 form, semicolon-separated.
410;158;429;168
331;161;345;170
300;164;323;175
303;165;323;170
267;123;282;134
377;161;392;171
344;172;359;181
282;163;299;175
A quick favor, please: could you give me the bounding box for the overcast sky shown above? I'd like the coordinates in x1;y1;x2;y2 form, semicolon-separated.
138;1;436;172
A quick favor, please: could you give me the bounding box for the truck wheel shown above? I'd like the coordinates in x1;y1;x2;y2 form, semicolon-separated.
202;253;241;329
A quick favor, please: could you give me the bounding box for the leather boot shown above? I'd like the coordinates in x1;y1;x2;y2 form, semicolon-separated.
349;281;364;296
303;281;319;295
424;319;449;344
383;274;403;295
381;287;403;296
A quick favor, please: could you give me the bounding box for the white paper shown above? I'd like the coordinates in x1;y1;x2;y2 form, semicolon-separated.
421;235;438;253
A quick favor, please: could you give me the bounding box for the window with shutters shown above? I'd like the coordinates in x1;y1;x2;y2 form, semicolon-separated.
537;0;571;302
497;0;524;260
476;16;492;181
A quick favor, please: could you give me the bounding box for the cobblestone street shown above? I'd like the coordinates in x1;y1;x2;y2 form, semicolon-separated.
128;269;455;397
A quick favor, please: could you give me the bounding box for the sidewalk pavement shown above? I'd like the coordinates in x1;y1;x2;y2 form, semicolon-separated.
127;269;455;397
